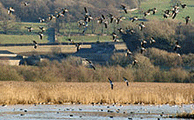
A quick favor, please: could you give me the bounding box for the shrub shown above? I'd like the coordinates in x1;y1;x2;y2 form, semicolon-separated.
0;64;23;81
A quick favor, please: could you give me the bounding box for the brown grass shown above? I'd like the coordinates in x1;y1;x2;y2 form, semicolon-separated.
0;81;193;105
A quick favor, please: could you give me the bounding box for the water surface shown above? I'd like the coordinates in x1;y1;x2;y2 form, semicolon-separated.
0;104;193;120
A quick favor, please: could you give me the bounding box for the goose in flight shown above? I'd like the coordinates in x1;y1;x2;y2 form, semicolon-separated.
130;16;138;22
25;26;33;32
184;16;191;25
86;59;96;70
123;77;129;86
33;40;38;49
121;4;127;13
138;22;145;31
108;78;114;90
107;14;116;23
150;37;156;44
8;7;15;15
173;41;181;51
132;59;138;66
21;2;30;6
39;26;45;32
37;32;43;40
112;32;119;42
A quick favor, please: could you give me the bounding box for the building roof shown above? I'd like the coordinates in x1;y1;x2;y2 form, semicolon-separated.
0;50;16;54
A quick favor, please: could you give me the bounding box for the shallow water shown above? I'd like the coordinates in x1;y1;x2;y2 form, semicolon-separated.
0;104;193;120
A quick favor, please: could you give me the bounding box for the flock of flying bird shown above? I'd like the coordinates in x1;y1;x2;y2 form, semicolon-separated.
6;1;191;89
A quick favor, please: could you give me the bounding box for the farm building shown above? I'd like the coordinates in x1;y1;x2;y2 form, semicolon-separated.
0;50;21;66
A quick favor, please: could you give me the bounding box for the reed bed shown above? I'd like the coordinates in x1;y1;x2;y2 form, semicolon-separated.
0;81;193;105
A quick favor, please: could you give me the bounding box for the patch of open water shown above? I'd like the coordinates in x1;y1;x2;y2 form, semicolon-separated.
0;104;193;120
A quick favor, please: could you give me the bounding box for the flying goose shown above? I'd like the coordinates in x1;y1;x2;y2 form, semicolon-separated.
132;59;138;66
180;3;187;9
123;77;129;86
33;40;38;49
140;47;146;54
108;78;113;90
67;38;74;43
143;9;151;16
121;4;128;13
48;14;56;21
25;26;33;32
141;39;147;48
21;2;30;6
173;41;181;51
115;16;125;24
39;17;45;23
112;32;119;42
151;8;157;15
184;16;191;25
38;26;45;32
85;59;96;70
37;32;43;40
130;16;138;22
138;22;145;31
150;37;156;44
75;43;81;52
107;14;116;23
77;20;86;27
60;8;68;15
126;49;132;56
8;7;15;15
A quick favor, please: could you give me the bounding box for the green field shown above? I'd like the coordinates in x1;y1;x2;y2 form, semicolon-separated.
0;0;193;44
131;0;194;21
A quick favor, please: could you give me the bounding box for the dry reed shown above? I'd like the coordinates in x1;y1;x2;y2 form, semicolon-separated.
0;81;193;105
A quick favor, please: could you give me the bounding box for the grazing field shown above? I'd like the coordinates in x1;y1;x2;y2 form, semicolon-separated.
0;82;193;105
131;0;194;21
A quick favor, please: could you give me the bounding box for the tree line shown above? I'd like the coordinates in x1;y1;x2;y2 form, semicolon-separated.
0;0;138;22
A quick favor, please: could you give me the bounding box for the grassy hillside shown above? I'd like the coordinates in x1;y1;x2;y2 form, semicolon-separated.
131;0;194;21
